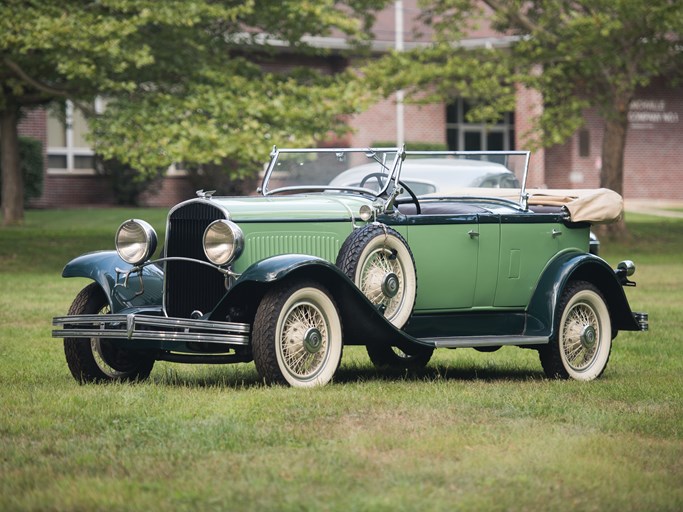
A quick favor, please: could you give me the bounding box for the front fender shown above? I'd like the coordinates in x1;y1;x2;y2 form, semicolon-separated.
212;254;429;350
526;251;640;338
62;251;164;313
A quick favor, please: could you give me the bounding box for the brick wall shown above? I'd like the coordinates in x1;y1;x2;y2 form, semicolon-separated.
139;175;196;207
348;94;446;147
17;81;683;207
515;84;546;188
545;80;683;199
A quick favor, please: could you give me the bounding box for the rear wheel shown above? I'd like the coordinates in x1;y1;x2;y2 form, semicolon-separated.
539;281;612;381
366;343;433;371
64;283;154;383
252;280;343;387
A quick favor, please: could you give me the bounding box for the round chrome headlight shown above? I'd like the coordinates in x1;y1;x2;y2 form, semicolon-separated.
203;220;244;266
115;219;157;266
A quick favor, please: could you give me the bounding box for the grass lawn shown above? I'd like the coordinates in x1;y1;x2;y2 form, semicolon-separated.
1;208;682;511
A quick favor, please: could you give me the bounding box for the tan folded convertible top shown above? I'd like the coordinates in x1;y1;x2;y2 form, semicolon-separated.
525;188;624;224
427;187;624;224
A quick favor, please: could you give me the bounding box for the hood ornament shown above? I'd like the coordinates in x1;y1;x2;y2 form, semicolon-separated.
196;189;216;199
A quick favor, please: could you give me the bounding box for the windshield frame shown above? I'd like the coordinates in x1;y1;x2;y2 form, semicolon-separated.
260;147;532;210
404;150;531;207
260;146;404;197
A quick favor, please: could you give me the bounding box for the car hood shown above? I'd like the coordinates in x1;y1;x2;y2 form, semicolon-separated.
204;194;374;222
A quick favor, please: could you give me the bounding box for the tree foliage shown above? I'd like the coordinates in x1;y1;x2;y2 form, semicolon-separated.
367;0;683;236
0;0;388;225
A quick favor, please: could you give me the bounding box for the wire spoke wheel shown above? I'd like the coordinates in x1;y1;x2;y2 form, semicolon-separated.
561;302;600;371
252;280;343;387
359;247;405;319
63;283;154;383
336;224;417;329
540;280;612;381
279;300;330;379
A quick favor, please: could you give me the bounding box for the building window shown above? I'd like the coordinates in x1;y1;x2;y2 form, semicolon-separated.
446;99;515;151
47;100;99;174
578;128;590;157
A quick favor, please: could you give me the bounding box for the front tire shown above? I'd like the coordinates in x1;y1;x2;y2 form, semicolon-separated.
539;281;612;381
252;280;343;387
63;283;154;383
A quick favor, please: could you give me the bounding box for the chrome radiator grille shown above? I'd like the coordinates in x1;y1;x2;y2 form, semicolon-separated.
165;201;227;318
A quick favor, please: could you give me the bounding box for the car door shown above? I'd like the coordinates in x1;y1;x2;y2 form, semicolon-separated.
493;217;561;307
407;214;479;312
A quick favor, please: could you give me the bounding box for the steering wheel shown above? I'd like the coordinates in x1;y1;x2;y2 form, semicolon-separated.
397;180;421;215
359;172;421;215
359;172;388;190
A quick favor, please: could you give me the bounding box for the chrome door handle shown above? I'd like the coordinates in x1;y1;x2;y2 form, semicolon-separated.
468;230;480;238
552;229;562;238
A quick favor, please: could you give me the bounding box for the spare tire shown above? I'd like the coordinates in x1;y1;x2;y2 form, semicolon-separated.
336;224;417;329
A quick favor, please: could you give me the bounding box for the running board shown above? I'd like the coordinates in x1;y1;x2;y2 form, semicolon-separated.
420;335;549;349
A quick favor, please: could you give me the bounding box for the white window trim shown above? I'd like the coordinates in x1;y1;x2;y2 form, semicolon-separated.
47;100;96;175
47;98;187;177
446;98;515;151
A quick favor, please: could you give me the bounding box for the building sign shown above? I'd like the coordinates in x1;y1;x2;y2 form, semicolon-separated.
628;99;679;130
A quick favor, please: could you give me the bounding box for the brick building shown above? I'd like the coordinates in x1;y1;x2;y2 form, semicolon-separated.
19;1;683;207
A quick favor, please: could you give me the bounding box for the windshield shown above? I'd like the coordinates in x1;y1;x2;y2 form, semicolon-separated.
261;147;531;207
402;151;529;194
261;147;401;196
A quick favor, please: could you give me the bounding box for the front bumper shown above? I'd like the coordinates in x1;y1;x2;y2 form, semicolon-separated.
52;314;250;346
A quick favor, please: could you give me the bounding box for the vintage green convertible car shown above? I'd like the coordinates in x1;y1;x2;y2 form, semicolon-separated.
53;147;648;387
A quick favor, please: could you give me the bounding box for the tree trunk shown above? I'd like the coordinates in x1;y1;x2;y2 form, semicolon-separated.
1;106;24;226
599;101;630;239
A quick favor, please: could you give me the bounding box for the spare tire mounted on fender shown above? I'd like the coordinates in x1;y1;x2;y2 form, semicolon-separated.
336;224;417;329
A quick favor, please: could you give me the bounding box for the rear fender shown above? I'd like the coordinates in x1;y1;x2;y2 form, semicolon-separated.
212;254;428;351
62;251;164;313
526;252;640;338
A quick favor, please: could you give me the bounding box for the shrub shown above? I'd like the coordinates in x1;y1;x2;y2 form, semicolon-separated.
371;141;449;152
0;136;44;203
94;156;164;206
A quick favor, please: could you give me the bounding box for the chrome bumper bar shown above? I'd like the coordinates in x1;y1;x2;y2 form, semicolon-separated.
52;314;250;346
634;312;649;331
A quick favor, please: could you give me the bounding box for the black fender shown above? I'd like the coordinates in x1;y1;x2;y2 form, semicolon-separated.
61;250;164;313
211;254;430;351
526;251;641;338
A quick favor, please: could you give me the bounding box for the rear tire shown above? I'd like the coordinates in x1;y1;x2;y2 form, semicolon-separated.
539;281;612;381
366;343;433;371
63;283;154;383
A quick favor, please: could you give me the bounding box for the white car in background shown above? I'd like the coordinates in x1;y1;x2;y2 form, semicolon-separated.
329;157;520;195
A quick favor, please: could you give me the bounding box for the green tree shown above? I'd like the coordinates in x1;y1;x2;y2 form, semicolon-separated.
368;0;683;237
0;0;387;226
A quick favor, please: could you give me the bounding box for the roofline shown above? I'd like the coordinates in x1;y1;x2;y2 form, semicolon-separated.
228;33;522;53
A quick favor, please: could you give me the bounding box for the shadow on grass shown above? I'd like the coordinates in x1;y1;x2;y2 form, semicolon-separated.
146;361;547;390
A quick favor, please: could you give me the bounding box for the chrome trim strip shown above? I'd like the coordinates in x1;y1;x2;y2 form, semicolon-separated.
52;314;251;345
53;329;249;345
424;335;548;348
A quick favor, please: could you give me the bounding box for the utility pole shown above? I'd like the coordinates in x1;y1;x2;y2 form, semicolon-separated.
395;0;404;147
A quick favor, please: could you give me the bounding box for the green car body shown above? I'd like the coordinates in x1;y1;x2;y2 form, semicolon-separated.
53;148;647;387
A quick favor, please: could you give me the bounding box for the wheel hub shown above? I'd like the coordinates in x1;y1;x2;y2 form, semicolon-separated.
381;272;400;298
580;325;597;349
303;327;323;354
